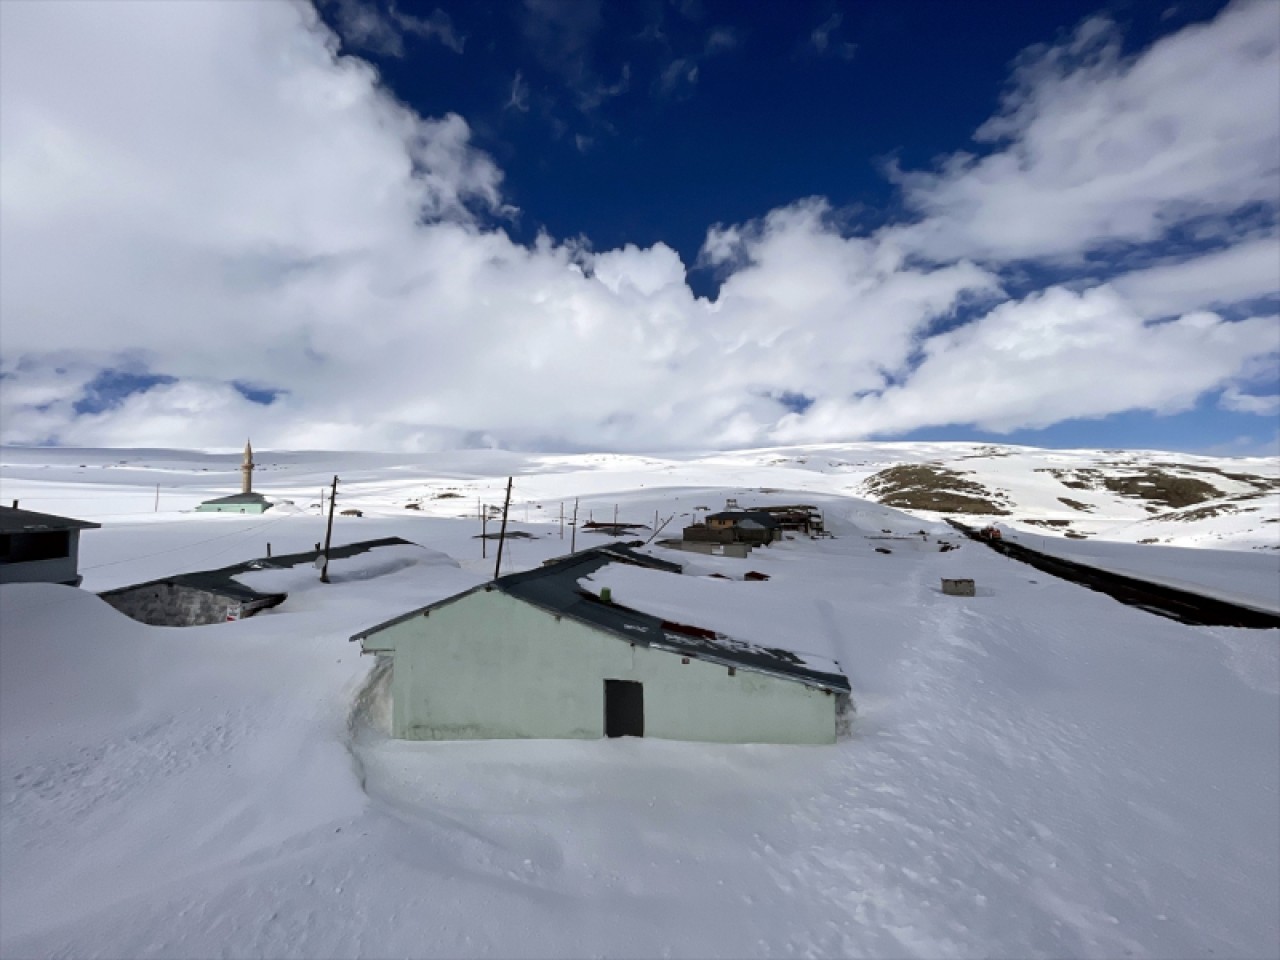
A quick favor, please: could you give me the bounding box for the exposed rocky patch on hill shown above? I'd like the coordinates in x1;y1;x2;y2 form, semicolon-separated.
860;464;1011;515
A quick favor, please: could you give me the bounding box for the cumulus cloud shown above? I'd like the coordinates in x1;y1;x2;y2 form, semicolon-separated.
777;287;1278;440
890;0;1280;263
1109;236;1280;317
0;0;1276;452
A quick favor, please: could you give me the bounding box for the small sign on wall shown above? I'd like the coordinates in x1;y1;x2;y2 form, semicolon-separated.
225;604;243;621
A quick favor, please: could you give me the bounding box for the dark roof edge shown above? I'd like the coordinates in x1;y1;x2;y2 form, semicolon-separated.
349;583;491;642
0;505;101;532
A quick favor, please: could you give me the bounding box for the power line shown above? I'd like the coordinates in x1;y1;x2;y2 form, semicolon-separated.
80;510;297;571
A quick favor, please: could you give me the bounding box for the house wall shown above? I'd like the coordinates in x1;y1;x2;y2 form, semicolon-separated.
367;589;837;744
661;540;752;558
0;531;84;586
681;525;735;544
195;502;270;514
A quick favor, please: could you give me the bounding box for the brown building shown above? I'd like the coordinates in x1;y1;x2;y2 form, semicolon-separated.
683;511;781;546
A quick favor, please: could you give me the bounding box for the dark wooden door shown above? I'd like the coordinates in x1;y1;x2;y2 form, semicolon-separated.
604;679;644;738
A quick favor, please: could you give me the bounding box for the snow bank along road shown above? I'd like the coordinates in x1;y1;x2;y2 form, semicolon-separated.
0;453;1277;957
950;521;1280;628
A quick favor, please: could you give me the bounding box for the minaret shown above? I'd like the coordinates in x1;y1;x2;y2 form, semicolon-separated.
241;439;255;494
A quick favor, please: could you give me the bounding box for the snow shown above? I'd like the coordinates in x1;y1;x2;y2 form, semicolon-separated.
1000;531;1280;615
1;445;1278;958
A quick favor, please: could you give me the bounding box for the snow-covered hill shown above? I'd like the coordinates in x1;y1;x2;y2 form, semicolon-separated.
4;440;1275;552
1;443;1277;958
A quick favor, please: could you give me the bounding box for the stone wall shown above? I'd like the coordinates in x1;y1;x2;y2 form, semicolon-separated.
100;581;281;626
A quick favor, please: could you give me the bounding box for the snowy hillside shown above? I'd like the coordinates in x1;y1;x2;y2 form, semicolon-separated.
1;443;1278;958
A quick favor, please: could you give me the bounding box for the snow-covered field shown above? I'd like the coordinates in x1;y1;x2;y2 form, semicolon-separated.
1;444;1278;958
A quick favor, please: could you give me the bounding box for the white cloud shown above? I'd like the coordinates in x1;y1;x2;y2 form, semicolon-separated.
891;0;1280;262
809;13;856;60
1221;387;1280;416
776;287;1278;440
506;71;531;112
322;0;463;57
1110;236;1280;317
1;0;1276;453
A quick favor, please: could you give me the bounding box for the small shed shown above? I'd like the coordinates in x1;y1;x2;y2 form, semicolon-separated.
0;506;100;587
352;543;850;745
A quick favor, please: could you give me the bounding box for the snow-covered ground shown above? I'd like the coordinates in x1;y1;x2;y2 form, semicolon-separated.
998;530;1280;615
1;445;1278;958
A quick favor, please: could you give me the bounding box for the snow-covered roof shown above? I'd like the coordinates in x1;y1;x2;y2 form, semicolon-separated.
353;543;850;693
198;492;272;506
101;537;420;606
0;505;101;534
706;510;780;527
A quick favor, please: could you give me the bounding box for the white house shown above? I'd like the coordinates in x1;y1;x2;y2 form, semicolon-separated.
351;543;851;745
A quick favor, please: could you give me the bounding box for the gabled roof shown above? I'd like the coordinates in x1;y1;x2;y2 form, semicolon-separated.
353;542;850;694
199;492;272;506
0;505;101;534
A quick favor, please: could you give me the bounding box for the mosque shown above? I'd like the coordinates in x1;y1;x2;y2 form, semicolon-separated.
195;441;272;514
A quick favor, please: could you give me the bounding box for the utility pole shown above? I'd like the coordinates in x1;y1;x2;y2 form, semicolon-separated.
154;483;160;513
559;502;565;539
493;476;512;580
479;498;486;560
613;504;618;529
645;513;675;545
570;498;579;552
320;475;338;583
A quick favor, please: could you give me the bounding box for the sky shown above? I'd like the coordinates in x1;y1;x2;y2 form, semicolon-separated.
0;0;1277;456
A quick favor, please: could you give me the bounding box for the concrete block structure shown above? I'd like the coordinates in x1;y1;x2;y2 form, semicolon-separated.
353;543;851;745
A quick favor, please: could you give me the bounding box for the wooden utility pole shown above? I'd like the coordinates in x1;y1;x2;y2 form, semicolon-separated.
320;474;338;583
493;476;513;580
570;498;579;552
479;498;486;559
559;502;565;539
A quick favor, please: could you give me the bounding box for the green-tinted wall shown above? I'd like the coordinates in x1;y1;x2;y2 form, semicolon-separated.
366;588;838;744
194;502;270;514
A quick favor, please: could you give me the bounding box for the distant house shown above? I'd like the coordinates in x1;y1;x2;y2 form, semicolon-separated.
0;506;100;587
683;510;781;546
748;505;824;536
194;492;272;514
352;543;850;745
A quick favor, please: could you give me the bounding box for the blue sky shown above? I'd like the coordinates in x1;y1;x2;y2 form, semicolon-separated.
336;0;1236;283
0;0;1277;453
